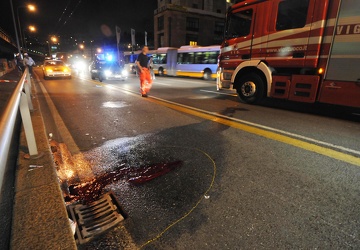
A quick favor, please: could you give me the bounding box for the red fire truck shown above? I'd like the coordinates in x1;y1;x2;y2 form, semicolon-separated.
217;0;360;108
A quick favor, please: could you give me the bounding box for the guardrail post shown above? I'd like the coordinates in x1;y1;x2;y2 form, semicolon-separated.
24;69;33;111
19;91;38;156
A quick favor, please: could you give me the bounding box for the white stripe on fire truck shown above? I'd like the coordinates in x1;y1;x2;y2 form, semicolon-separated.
221;16;359;55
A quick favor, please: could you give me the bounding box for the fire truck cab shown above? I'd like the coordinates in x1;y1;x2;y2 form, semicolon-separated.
218;0;360;108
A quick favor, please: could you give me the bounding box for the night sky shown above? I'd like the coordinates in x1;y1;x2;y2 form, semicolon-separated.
0;0;157;41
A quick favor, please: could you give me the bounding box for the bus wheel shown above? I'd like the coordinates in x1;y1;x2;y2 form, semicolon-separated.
236;73;265;104
203;69;212;80
158;67;164;76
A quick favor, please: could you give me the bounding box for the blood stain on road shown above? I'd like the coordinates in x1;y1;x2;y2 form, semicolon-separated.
65;160;183;204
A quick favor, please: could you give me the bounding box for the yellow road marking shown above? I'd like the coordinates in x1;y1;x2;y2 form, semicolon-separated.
146;97;360;167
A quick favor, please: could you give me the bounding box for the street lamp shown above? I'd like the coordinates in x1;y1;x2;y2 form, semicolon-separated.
51;36;58;43
79;44;85;49
23;25;37;51
17;4;37;49
28;4;36;12
28;25;36;32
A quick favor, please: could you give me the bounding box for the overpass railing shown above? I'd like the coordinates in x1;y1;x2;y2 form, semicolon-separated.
0;26;16;47
0;68;38;191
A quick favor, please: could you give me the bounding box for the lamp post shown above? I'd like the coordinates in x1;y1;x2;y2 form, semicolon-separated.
90;40;94;60
10;0;22;55
17;4;36;50
46;41;50;56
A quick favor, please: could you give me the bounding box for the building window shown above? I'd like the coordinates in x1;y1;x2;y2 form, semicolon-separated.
158;34;164;47
276;0;310;31
186;17;199;32
185;34;198;45
217;9;221;13
215;21;224;35
192;4;198;9
158;16;164;31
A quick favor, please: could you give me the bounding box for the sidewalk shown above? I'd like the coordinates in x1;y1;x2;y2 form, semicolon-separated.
0;69;21;115
9;71;77;249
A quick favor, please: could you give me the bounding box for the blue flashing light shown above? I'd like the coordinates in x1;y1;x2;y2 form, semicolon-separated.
106;54;113;61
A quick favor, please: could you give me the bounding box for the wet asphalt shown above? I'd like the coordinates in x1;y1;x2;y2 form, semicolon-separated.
33;69;360;249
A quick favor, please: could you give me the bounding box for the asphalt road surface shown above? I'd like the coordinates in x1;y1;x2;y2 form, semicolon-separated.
33;68;360;249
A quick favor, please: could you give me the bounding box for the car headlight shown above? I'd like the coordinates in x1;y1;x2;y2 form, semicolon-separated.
46;68;53;72
121;69;128;77
75;62;86;70
104;70;112;76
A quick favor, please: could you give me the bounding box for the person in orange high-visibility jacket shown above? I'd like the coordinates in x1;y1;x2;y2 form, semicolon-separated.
135;46;153;97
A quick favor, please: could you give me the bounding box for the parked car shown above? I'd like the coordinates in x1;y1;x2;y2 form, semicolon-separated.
89;60;128;82
42;60;71;80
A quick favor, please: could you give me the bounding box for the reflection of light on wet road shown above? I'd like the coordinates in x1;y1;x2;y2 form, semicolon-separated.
57;163;75;181
187;95;213;100
64;169;74;179
102;101;129;108
200;89;237;96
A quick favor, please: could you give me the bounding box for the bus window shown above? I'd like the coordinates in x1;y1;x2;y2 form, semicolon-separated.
153;53;167;64
177;53;184;64
178;53;195;64
194;51;219;64
195;52;205;64
208;51;219;64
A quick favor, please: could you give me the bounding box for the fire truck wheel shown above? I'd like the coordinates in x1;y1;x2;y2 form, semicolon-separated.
236;73;265;104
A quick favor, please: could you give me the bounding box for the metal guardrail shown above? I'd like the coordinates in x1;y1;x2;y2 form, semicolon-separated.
0;68;37;191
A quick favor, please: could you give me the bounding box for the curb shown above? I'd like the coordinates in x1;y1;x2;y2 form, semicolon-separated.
10;76;77;249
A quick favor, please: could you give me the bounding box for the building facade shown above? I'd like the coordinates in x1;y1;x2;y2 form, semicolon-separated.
154;0;227;48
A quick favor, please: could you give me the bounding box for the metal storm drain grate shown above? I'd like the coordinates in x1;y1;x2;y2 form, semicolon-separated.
68;192;125;244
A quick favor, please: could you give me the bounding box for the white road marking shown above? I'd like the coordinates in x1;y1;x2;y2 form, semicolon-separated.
200;89;237;96
36;76;81;154
154;82;171;86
